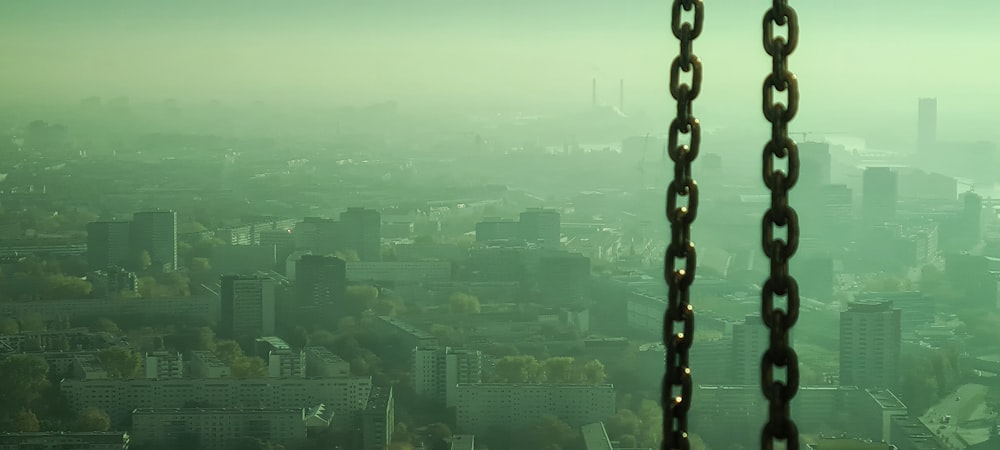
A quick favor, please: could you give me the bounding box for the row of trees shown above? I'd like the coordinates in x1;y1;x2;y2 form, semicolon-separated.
489;355;607;384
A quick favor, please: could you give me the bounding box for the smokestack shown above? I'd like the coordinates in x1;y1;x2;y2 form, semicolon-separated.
592;78;597;108
619;79;624;112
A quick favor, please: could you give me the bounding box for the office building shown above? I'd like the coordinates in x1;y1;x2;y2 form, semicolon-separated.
295;255;347;305
454;383;615;434
305;346;351;378
86;221;132;271
862;167;899;225
294;217;341;256
917;98;937;155
519;208;561;248
534;251;591;304
131;211;178;271
412;346;483;406
61;376;373;428
475;219;521;243
340;207;382;261
840;301;901;389
961;191;983;243
362;386;395;450
189;350;230;378
220;275;276;338
131;408;305;450
145;351;183;379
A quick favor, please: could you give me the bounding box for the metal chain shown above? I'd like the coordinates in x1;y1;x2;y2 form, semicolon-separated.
761;1;800;450
663;1;702;450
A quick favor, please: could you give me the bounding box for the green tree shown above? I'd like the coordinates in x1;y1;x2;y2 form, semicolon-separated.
449;292;481;315
43;274;92;299
97;347;142;378
231;356;268;378
581;359;608;384
18;313;47;332
90;317;120;333
605;409;640;439
0;355;51;413
189;257;211;273
494;355;545;383
214;340;245;365
525;416;577;450
72;407;111;432
10;409;40;432
0;317;19;334
345;285;379;315
543;357;578;383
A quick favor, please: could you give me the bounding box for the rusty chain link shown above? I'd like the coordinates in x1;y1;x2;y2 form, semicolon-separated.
760;1;800;450
663;1;702;450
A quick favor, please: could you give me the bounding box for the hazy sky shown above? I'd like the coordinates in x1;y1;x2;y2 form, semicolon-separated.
1;0;998;145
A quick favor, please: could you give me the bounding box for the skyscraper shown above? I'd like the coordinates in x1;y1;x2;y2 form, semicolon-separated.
131;211;178;271
840;301;901;389
917;97;937;154
295;255;347;306
220;274;277;338
797;141;832;191
340;208;381;261
519;208;560;248
862;167;898;226
86;221;132;271
731;314;768;385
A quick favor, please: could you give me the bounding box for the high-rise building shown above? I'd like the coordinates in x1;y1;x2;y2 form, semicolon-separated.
293;217;341;256
519;208;561;248
131;211;178;271
798;141;832;191
731;314;769;385
917;97;937;154
362;386;395;450
534;251;591;305
961;191;983;243
220;275;276;338
86;221;132;271
295;255;347;306
340;208;381;261
862;167;898;225
840;301;901;389
412;346;483;407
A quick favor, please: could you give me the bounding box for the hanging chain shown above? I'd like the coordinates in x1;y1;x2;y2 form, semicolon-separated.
663;1;702;450
761;1;800;450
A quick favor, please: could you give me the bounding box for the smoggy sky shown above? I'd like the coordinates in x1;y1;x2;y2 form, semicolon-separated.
1;0;998;145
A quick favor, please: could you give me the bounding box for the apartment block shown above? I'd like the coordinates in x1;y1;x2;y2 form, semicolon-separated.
131;408;305;450
305;346;351;378
412;346;483;406
61;376;373;428
454;383;615;434
362;386;395;450
144;351;184;379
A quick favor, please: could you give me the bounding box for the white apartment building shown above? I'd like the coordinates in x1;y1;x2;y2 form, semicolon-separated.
145;351;184;379
305;346;351;378
188;351;230;378
131;408;305;450
347;261;451;283
454;383;615;434
268;351;306;378
61;376;372;428
412;346;483;407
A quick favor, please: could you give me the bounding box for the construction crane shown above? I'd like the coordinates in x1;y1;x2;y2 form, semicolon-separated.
789;131;846;142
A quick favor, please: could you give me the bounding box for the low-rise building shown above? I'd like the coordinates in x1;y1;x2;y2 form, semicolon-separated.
72;354;109;380
305;346;351;378
347;261;452;283
188;351;230;378
144;351;183;379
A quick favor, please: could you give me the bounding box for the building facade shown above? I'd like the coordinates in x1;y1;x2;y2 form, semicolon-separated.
131;211;178;271
131;408;305;450
220;275;277;338
412;346;483;406
840;301;902;389
453;383;615;434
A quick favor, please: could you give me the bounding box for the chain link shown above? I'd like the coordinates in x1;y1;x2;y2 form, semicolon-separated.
663;1;703;450
761;1;800;450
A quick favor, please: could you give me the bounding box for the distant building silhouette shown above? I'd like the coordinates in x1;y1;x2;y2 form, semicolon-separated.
86;221;132;271
917;97;937;154
131;211;178;271
862;167;898;226
519;208;560;248
340;207;381;261
295;255;347;307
